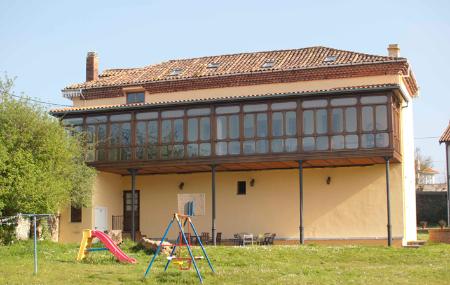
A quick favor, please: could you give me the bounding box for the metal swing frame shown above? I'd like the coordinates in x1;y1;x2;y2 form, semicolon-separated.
143;213;215;283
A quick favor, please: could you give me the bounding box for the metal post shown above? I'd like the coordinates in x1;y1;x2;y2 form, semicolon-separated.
385;157;392;247
33;215;38;274
446;143;450;226
211;164;217;246
128;168;138;242
298;160;304;245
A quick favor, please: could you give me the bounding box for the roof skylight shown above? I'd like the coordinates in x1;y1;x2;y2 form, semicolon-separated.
169;68;183;76
261;60;275;69
324;55;337;63
207;62;220;69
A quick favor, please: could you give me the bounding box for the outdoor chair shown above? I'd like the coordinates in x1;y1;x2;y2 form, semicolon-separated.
256;233;265;245
242;234;254;246
233;234;241;245
264;233;276;245
215;232;222;245
200;232;210;245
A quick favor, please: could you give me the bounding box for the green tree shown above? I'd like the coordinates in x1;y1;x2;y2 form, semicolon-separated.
0;75;95;216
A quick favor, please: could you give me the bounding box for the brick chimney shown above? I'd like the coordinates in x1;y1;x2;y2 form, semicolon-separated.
86;52;99;82
387;44;400;57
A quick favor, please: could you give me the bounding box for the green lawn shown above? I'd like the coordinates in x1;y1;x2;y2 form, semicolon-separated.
0;240;449;285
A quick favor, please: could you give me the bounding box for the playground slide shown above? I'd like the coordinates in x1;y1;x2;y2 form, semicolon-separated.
91;230;137;264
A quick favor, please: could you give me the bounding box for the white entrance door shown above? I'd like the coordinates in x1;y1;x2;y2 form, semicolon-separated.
94;206;108;232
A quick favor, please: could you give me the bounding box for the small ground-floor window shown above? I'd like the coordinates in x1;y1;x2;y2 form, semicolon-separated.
71;205;82;223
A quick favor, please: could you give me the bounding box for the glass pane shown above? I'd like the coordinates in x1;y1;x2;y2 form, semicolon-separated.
187;108;210;116
86;116;107;124
96;149;106;161
97;124;107;146
110;124;120;145
110;114;131;122
229;115;239;139
147;145;158;159
121;123;131;145
316;136;329;151
244;114;255;138
161;120;172;143
272;112;283;136
286;111;296;136
160;145;170;159
174;119;184;142
331;135;344;150
256;140;269;153
228;141;240;155
86;125;95;143
375;105;388;131
62;117;83;126
332;109;343;133
136;122;146;145
271;101;297;110
362;106;374;131
302;100;327;108
330;98;357;106
188;118;198;142
361;134;375;148
199;143;211;156
200;117;210;140
243;140;255;154
316;109;327;134
303;110;314;135
161;110;184;118
376;133;389;147
243;104;268;112
345;135;359;149
126;92;144;104
271;139;283;153
148;121;158;143
216;116;227;140
361;95;387;104
216;142;227;155
285;138;297;152
136;112;158;120
303;137;315;151
120;147;131;160
187;144;198;157
216;106;239;114
256;113;268;137
173;144;184;158
136;147;144;160
109;148;119;160
345;107;357;132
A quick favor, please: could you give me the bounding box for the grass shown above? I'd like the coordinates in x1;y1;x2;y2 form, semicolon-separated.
0;239;449;285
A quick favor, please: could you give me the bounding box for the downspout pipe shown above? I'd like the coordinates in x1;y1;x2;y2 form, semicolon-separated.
128;168;138;242
385;157;392;247
298;160;304;244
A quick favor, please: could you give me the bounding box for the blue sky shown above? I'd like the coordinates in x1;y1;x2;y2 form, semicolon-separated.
1;0;449;180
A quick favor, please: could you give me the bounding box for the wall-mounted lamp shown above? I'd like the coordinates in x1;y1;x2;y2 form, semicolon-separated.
326;177;331;185
250;178;255;187
178;182;185;190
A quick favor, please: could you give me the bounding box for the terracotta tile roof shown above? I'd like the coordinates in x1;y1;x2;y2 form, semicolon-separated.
439;122;450;143
64;46;407;91
420;167;439;174
51;83;399;114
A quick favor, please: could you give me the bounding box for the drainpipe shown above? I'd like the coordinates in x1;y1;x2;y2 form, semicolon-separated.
128;168;138;242
385;157;392;246
211;165;217;246
298;160;304;244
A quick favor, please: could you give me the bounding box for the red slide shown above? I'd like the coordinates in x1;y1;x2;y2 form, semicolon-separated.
91;230;137;264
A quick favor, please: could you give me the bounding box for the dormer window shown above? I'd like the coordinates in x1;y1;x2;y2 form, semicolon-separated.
324;55;337;63
169;68;183;76
207;62;220;69
261;60;275;69
126;92;145;104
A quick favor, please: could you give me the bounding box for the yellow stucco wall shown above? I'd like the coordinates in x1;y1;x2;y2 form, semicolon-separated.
59;164;404;243
59;171;122;243
72;74;402;108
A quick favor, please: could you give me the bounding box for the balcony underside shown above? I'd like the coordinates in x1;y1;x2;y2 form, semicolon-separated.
90;149;401;175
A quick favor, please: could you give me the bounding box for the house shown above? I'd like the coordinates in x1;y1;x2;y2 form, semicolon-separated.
50;44;419;246
439;122;450;225
417;167;440;185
